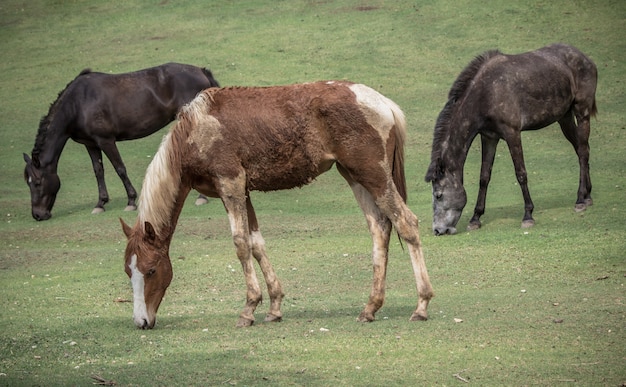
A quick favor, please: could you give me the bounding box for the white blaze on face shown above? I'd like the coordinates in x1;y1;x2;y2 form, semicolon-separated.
129;254;149;327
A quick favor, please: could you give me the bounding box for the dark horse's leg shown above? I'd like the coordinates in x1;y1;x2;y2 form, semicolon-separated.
468;135;499;230
99;140;138;212
85;145;109;213
503;130;535;228
559;109;593;211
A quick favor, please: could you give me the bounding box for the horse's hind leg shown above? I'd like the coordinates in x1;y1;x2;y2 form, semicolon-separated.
99;141;138;211
341;166;433;321
375;191;433;321
85;145;109;213
346;182;393;322
246;197;284;323
559;109;592;211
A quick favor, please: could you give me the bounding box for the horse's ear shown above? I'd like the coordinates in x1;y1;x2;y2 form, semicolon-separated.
24;152;41;169
425;159;444;183
144;221;157;243
120;218;132;238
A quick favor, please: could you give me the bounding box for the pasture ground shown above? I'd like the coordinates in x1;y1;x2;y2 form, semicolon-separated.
1;1;624;385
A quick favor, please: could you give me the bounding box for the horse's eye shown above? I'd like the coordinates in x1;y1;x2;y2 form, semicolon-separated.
146;268;156;277
434;192;443;201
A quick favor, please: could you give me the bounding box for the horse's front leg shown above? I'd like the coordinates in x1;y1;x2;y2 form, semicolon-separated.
85;145;109;213
504;133;535;228
219;175;263;327
246;197;284;323
99;141;137;211
468;135;499;230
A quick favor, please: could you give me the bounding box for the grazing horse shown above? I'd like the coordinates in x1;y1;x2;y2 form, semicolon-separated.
23;63;219;221
120;81;434;329
425;43;597;235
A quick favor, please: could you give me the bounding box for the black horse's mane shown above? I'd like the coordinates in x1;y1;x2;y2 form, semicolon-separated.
428;50;502;174
31;68;92;165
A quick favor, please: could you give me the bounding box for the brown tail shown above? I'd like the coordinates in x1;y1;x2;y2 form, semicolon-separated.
388;103;408;203
385;102;409;247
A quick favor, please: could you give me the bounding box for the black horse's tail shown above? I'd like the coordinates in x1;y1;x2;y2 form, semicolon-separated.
591;98;598;118
202;68;220;88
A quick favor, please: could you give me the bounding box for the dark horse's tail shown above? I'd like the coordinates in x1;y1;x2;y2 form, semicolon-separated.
591;98;598;118
202;68;220;88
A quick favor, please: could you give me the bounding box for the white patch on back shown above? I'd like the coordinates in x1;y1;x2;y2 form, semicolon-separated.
129;254;148;326
187;114;223;154
349;83;399;144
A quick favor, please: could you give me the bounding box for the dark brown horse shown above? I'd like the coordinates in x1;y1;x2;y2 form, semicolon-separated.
425;44;597;235
23;63;219;221
120;81;434;329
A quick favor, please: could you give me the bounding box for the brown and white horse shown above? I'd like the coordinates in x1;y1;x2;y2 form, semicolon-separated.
121;81;433;329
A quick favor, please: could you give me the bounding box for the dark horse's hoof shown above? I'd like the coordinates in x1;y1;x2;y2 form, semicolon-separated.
575;198;593;212
521;219;535;228
467;221;481;231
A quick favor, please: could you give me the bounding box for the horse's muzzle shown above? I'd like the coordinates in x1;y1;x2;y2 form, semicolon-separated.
433;226;457;236
32;210;51;221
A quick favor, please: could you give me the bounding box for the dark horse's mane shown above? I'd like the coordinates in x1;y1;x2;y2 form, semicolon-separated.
31;68;92;166
428;50;502;173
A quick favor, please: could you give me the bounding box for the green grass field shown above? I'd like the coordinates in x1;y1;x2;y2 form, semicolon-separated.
1;1;625;385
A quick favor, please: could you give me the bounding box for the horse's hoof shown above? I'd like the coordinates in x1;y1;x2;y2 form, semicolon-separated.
264;313;282;323
409;312;428;321
574;203;587;212
195;197;209;206
91;207;105;214
467;222;481;231
124;205;137;212
236;317;255;327
521;219;535;228
356;311;375;323
585;198;593;207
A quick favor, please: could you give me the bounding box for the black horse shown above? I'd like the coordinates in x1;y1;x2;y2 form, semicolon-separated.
425;43;597;235
24;63;219;221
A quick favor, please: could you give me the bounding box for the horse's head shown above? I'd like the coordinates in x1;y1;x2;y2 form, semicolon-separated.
24;153;60;221
121;219;173;329
425;158;466;236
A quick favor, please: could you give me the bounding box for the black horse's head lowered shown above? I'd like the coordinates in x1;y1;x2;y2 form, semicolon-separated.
425;44;597;235
24;153;59;221
24;63;219;220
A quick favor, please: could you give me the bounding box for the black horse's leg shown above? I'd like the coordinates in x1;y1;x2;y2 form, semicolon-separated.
559;109;592;211
99;141;138;211
503;131;535;228
85;145;109;213
468;135;499;230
